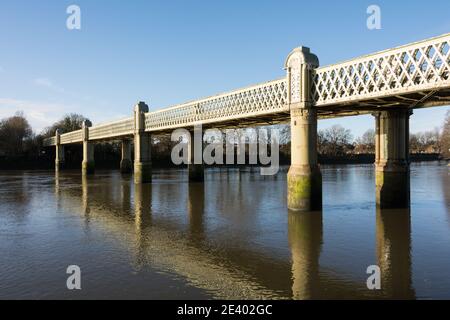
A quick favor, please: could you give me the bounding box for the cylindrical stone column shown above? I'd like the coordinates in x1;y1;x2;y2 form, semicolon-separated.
188;126;204;182
375;109;412;208
134;102;152;184
82;120;95;175
55;129;65;171
285;47;322;211
120;139;132;174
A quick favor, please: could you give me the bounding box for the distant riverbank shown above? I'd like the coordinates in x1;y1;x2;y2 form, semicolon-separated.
0;153;445;170
318;153;443;164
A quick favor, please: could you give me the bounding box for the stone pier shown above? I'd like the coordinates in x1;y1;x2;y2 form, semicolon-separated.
134;102;152;184
188;126;204;182
55;129;65;171
374;110;411;208
120;139;132;174
286;47;322;211
82;120;95;175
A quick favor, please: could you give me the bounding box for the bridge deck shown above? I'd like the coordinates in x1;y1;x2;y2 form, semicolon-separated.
44;33;450;146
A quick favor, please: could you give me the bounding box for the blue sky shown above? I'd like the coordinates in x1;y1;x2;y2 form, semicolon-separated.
0;0;449;137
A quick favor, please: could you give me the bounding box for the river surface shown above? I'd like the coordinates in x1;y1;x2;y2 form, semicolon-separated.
0;162;449;299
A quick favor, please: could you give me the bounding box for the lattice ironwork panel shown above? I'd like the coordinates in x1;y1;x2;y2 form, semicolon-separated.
312;33;450;106
43;136;56;147
60;130;83;144
89;117;134;141
145;78;288;131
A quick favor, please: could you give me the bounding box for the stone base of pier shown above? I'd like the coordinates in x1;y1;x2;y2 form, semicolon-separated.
287;165;322;212
120;159;133;174
82;160;95;175
55;159;65;172
134;162;152;184
376;162;410;209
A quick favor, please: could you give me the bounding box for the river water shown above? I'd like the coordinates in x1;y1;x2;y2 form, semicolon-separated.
0;162;449;299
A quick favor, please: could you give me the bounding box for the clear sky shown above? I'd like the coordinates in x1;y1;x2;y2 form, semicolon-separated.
0;0;449;137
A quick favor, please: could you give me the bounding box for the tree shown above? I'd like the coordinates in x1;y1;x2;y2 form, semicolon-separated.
41;113;88;137
442;110;450;158
318;125;353;156
0;111;33;156
410;129;441;154
355;129;375;154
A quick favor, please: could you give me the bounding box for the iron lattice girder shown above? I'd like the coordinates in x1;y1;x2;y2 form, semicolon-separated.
43;33;450;147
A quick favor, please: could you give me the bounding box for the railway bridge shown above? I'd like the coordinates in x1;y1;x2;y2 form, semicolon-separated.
44;33;450;211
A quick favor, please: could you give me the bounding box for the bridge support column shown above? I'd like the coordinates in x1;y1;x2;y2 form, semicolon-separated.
134;102;152;184
82;120;95;175
188;126;204;182
55;129;65;171
374;110;411;208
285;47;322;211
120;139;132;174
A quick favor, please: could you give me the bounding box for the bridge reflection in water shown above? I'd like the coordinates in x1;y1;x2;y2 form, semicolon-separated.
55;170;416;299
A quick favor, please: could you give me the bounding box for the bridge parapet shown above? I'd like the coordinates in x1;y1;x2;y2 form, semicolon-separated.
43;136;56;147
144;78;288;131
312;33;450;108
88;117;134;141
42;33;450;148
60;129;83;144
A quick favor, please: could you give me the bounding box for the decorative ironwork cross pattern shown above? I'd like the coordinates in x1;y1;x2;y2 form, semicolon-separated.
60;130;83;144
145;79;287;131
42;34;450;147
89;118;134;140
312;34;450;106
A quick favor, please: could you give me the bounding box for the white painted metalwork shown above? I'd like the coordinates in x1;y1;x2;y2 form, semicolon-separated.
312;33;450;106
88;117;134;141
144;78;288;131
43;33;450;147
60;130;83;144
43;136;56;147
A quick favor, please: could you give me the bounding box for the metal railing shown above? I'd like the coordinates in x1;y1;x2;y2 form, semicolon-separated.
145;78;288;131
312;33;450;106
88;117;134;141
43;33;450;147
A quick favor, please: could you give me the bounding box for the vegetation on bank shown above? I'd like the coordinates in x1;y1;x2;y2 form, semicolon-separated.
0;111;449;170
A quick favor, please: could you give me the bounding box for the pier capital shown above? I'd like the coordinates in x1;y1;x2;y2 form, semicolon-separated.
55;129;61;145
134;101;149;113
284;46;319;70
82;119;92;128
285;47;319;106
134;101;149;132
82;120;92;141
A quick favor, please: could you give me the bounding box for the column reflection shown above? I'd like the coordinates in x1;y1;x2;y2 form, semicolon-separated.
134;183;152;269
288;210;323;299
188;182;205;240
54;170;61;204
81;174;91;215
376;208;415;299
121;179;132;214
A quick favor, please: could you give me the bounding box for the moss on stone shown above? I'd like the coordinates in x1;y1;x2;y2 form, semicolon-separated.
288;172;322;211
